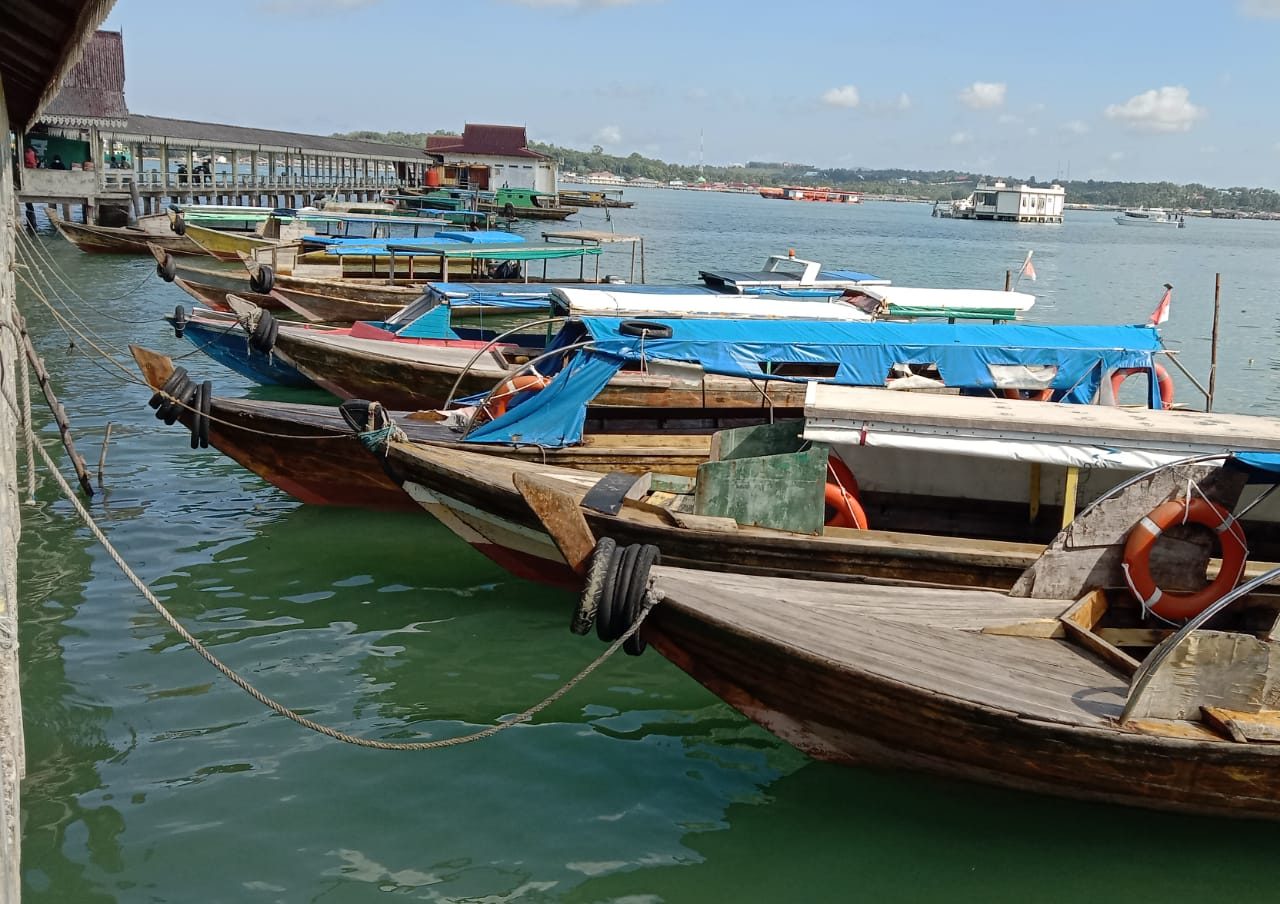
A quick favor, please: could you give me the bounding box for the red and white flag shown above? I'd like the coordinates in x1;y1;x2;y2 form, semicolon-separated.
1019;250;1036;282
1148;283;1172;325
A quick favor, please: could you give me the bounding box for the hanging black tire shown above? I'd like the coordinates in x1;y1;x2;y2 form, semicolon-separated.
249;311;277;354
337;399;374;433
195;380;212;449
595;544;623;643
156;253;176;282
160;374;193;425
604;544;641;642
172;305;187;339
573;538;616;635
172;214;186;235
622;545;661;656
249;263;274;293
618;320;673;339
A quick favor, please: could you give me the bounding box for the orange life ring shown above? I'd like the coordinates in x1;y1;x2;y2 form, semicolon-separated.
824;457;868;530
1111;364;1174;410
1001;388;1054;402
1122;497;1248;620
485;372;549;420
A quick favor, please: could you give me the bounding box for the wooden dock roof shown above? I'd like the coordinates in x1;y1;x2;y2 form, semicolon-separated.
1;0;117;128
101;114;432;163
40;29;127;128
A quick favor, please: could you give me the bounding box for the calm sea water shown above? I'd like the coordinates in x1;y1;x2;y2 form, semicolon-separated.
17;190;1280;903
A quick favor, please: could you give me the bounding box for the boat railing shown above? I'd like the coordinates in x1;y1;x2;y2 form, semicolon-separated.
459;338;599;441
1122;565;1280;723
441;317;570;412
98;170;409;194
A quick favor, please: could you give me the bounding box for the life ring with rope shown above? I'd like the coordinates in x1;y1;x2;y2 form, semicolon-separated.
1111;364;1174;409
824;456;868;530
484;372;550;420
1121;496;1248;620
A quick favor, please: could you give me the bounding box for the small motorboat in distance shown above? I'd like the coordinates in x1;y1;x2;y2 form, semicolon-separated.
1114;208;1186;228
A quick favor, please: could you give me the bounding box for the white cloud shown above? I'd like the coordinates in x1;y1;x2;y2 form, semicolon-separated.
893;92;912;111
821;85;861;109
997;113;1020;125
593;125;622;144
1104;86;1205;133
959;81;1007;110
1062;120;1090;135
1109;151;1125;162
950;131;973;145
1240;0;1280;17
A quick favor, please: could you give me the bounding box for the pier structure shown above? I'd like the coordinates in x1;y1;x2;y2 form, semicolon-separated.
3;2;120;900
18;31;431;225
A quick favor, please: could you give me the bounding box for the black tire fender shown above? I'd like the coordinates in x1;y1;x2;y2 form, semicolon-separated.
618;320;673;339
156;253;177;282
573;538;616;635
249;263;274;294
622;544;661;656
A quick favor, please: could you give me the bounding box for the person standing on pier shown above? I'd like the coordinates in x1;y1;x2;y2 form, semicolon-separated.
23;146;37;168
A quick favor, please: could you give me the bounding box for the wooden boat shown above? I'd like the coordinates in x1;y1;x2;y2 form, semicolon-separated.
170;275;289;314
163;308;317;388
49;208;204;255
618;449;1280;819
558;189;634;209
182;221;277;261
130;347;720;511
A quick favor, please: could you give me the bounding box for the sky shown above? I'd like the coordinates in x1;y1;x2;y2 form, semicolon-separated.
102;0;1280;188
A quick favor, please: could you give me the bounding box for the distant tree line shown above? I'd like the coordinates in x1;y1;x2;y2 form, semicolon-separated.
333;131;1280;212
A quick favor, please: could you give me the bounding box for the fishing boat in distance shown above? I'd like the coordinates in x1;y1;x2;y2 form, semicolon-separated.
48;207;204;255
760;186;861;203
1115;208;1186;228
558;189;634;209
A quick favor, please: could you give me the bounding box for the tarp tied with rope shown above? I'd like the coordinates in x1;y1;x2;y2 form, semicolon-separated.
463;318;1167;448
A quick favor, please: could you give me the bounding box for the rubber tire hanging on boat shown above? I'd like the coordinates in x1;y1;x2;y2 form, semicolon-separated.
172;215;186;235
249;264;274;294
618;320;674;339
622;544;660;656
607;544;641;642
595;544;623;642
149;366;189;414
573;538;616;635
156;253;176;283
172;305;187;339
249;310;277;354
193;380;212;449
338;399;374;434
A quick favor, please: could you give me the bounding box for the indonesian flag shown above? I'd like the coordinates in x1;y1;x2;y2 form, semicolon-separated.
1019;250;1036;282
1148;283;1173;325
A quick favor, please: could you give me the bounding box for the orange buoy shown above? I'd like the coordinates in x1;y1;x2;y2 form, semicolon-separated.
485;372;550;420
824;457;868;530
1122;497;1248;620
1111;364;1174;409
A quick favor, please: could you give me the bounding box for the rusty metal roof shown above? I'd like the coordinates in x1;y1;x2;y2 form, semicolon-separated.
41;29;128;127
427;124;548;160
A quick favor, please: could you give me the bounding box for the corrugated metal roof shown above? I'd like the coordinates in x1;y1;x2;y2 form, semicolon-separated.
427;124;548;160
103;114;431;161
0;1;118;128
41;29;128;126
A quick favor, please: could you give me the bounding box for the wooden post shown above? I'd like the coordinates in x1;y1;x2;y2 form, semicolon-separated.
14;311;94;497
97;422;112;486
1208;272;1222;412
1004;269;1011;291
1061;466;1079;528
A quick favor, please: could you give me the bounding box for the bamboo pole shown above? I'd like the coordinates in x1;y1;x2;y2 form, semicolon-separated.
1208;272;1222;412
1004;269;1011;291
13;310;95;497
97;422;113;486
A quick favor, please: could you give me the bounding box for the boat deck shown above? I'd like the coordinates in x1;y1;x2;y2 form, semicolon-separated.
650;566;1126;727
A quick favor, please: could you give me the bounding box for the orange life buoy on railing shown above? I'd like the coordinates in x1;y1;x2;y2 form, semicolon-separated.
484;372;550;420
1111;364;1174;410
824;456;868;530
1121;496;1248;620
1001;388;1054;402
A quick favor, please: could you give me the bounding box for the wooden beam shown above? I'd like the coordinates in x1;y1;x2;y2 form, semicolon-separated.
512;473;596;575
1061;465;1079;528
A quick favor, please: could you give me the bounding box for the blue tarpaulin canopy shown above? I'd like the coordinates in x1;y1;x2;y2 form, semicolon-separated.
463;318;1166;447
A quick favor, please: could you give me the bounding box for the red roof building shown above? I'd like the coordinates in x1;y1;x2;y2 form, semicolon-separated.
426;123;557;193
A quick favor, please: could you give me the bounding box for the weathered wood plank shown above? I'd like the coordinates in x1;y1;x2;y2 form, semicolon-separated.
1125;632;1280;721
512;473;597;575
1201;706;1280;743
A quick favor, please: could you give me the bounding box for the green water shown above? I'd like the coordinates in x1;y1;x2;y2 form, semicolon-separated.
17;191;1280;902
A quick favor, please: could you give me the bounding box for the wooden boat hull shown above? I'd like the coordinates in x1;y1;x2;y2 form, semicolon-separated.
646;568;1280;819
480;203;578;221
167;311;316;388
271;326;810;411
184;222;276;262
382;442;1041;592
50;209;204;255
171;276;289;314
272;285;404;323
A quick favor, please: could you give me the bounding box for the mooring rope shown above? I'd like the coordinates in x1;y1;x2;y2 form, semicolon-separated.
17;222;167;315
23;411;656;749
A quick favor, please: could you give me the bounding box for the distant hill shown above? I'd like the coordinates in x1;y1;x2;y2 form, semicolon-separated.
333;131;1280;212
